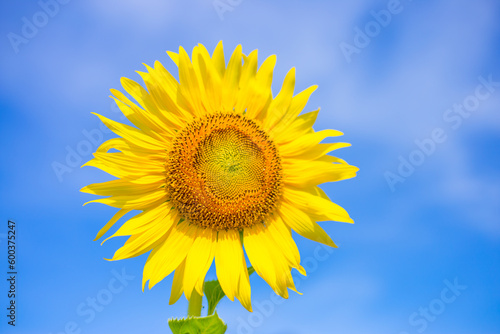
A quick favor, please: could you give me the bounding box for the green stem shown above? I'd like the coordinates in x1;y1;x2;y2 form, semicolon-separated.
187;290;203;317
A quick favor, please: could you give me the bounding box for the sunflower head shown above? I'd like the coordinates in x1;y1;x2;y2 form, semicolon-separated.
166;112;283;231
81;42;358;312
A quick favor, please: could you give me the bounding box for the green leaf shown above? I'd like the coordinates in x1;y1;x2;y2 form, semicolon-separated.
247;266;255;276
204;266;255;315
168;312;227;334
204;280;225;316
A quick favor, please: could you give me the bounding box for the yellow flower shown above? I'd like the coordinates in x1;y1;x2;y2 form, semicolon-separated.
81;42;358;312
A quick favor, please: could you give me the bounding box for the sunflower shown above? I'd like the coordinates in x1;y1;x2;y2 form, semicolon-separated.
81;42;358;312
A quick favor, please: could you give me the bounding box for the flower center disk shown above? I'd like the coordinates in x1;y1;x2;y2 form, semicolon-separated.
166;113;282;231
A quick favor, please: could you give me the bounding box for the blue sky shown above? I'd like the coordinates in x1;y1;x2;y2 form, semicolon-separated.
1;0;499;333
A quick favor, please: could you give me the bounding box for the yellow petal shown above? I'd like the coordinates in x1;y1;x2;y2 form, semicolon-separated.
215;229;252;311
109;228;168;261
279;129;343;158
92;113;167;151
266;214;306;275
93;209;131;241
236;53;275;120
269;85;317;135
110;89;174;140
136;65;188;130
244;224;289;298
284;143;351;161
142;221;197;290
84;189;166;210
196;43;223;112
190;45;214;113
211;41;226;79
93;138;163;159
152;60;194;120
120;77;168;126
178;46;205;117
104;202;173;240
282;186;353;223
80;176;164;196
272;109;318;145
82;152;164;179
239;50;258;87
246;54;276;120
262;68;295;130
234;50;258;114
106;203;175;258
278;200;337;248
256;221;301;294
283;159;359;187
183;228;216;299
166;50;179;66
221;45;242;111
310;186;331;200
170;259;186;305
